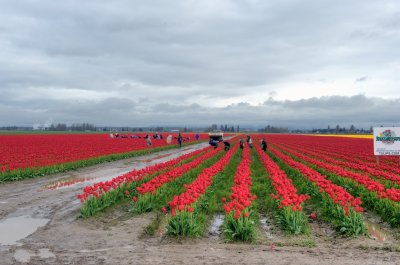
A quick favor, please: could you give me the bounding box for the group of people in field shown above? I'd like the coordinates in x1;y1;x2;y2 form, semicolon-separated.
210;134;268;153
238;135;267;151
111;132;268;152
111;132;201;148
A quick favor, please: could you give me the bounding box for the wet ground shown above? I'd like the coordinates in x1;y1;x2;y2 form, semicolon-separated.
1;143;400;264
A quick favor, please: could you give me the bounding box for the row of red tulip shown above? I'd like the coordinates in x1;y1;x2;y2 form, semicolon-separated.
275;140;400;179
268;145;363;213
168;142;240;216
77;145;212;202
223;144;255;219
269;135;400;175
136;146;223;195
274;144;400;202
272;140;400;186
254;144;310;211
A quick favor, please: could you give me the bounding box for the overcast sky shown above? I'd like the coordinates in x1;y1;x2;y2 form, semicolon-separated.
1;0;399;129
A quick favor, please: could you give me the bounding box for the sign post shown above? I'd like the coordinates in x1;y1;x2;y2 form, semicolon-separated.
373;127;400;165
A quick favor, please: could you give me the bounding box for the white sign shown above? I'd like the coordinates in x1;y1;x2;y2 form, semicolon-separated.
373;127;400;155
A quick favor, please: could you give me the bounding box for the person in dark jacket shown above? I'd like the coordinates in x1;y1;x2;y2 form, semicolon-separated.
177;133;183;148
261;138;267;151
239;139;244;149
223;140;230;151
209;139;218;149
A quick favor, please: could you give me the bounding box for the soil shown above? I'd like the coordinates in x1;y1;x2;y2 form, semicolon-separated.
1;143;400;265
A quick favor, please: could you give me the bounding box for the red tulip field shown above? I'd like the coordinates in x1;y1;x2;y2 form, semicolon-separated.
0;133;208;182
2;133;400;264
77;134;400;242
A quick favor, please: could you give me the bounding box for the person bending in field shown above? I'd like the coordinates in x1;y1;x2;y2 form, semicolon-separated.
223;140;231;151
209;139;219;149
261;138;267;152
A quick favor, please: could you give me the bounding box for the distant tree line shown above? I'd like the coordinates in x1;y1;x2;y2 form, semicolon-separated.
310;125;373;134
0;126;33;131
47;123;96;131
206;124;239;132
96;126;201;132
258;125;289;133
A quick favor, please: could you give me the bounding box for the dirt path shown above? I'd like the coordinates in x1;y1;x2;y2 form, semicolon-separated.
1;143;400;265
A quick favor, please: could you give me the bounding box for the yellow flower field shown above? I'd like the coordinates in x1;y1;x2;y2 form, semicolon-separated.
306;134;373;139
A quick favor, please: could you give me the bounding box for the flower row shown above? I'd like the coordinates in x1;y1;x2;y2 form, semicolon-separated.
169;143;240;215
255;144;309;211
275;144;400;202
223;144;255;219
136;146;223;195
77;145;213;202
268;145;363;213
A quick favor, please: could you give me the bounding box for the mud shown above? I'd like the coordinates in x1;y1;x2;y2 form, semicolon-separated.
1;143;400;264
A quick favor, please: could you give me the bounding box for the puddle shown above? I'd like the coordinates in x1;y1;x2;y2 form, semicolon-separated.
13;248;55;263
0;216;49;246
364;220;388;242
38;248;56;259
208;214;224;236
260;216;274;239
14;249;33;263
153;153;172;160
39;176;97;191
88;170;131;184
138;153;172;163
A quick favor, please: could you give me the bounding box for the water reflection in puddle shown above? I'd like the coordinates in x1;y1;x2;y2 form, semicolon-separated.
14;249;32;263
209;214;224;236
38;248;56;259
39;176;96;191
0;216;49;246
38;153;175;191
260;216;274;239
138;153;172;163
364;220;388;242
13;248;55;263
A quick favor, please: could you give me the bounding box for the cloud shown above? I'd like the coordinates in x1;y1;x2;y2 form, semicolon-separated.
1;94;398;129
0;0;399;128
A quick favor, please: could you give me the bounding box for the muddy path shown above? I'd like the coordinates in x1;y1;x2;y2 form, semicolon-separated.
1;143;400;265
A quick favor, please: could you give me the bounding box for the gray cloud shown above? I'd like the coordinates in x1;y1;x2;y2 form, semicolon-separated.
1;94;398;129
0;0;399;128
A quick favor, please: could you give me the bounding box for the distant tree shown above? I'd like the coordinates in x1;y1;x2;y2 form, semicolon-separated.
261;125;288;133
48;123;67;131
